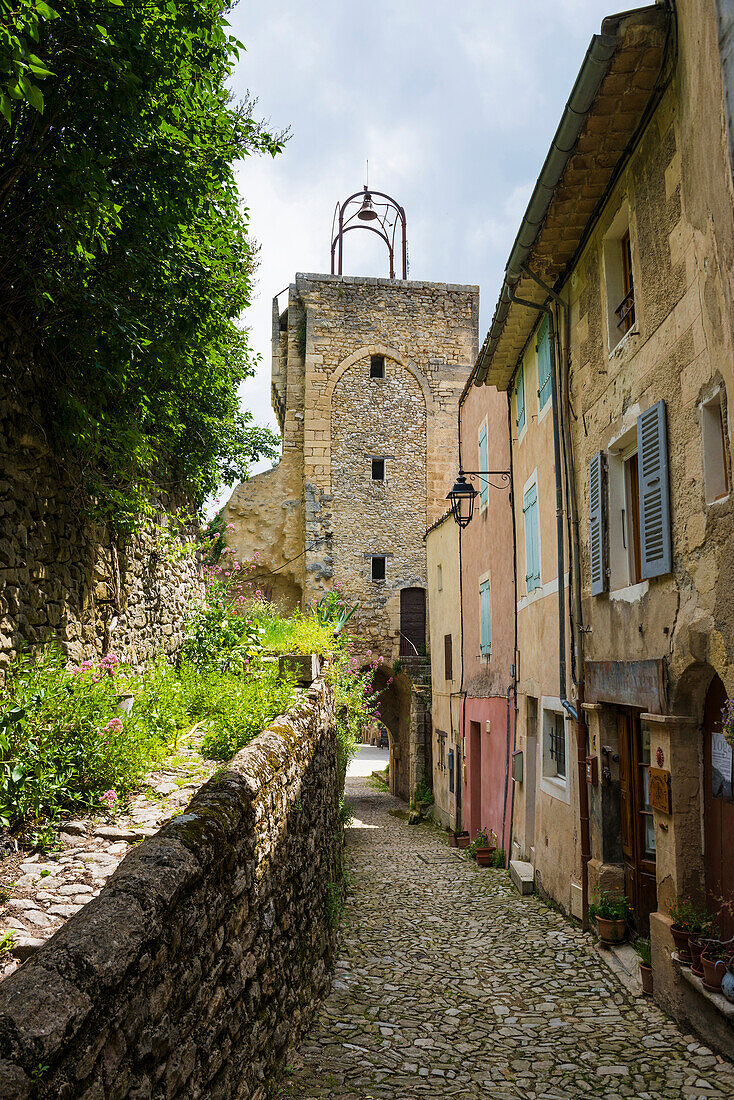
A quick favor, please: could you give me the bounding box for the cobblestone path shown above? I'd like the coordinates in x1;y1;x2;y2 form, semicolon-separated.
279;778;734;1099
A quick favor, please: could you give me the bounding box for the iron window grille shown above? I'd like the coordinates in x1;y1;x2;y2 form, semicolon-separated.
549;713;566;779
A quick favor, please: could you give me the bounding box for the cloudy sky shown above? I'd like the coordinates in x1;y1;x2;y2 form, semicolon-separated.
225;0;618;477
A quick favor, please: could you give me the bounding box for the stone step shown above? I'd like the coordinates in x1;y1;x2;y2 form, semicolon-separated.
509;859;535;896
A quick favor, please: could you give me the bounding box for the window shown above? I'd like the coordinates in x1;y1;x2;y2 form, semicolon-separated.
542;708;567;784
444;634;453;681
371;555;386;581
437;564;443;592
523;481;541;592
371;457;385;481
436;729;447;770
537;317;552;410
702;393;729;503
448;746;455;793
603;206;635;352
590;401;672;593
478;422;488;508
515;363;526;434
479;578;491;656
370;355;385;378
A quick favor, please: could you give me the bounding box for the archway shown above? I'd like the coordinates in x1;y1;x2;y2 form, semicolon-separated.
370;666;413;802
703;674;734;938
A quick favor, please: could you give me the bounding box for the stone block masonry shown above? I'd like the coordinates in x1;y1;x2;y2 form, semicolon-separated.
0;679;340;1099
0;323;203;683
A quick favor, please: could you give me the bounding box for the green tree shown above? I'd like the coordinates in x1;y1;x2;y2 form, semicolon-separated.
0;0;283;528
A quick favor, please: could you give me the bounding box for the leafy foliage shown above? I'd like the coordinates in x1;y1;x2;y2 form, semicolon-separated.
589;887;631;923
311;590;359;635
0;0;283;527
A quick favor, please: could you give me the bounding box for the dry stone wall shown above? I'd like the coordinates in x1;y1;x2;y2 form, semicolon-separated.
0;325;203;682
0;679;340;1100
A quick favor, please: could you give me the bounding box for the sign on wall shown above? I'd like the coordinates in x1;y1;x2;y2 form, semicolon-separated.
711;731;733;800
648;767;671;815
584;659;667;714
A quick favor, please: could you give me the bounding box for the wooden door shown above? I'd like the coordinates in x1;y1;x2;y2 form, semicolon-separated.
618;710;657;933
704;675;734;939
400;587;426;656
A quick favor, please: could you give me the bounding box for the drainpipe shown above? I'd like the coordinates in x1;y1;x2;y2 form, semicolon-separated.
507;276;591;929
505;389;519;861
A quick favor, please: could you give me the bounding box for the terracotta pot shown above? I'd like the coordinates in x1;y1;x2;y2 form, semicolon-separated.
456;834;471;849
450;831;469;849
670;924;692;963
688;936;705;977
475;846;497;867
639;962;653;996
701;954;727;992
595;916;627;944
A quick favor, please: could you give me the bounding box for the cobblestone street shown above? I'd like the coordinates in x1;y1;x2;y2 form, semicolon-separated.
279;778;734;1099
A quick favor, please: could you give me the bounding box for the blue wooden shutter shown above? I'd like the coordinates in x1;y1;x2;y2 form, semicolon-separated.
523;483;540;591
638;400;672;578
478;424;488;506
480;579;491;654
537;317;552;409
589;451;607;596
516;366;526;433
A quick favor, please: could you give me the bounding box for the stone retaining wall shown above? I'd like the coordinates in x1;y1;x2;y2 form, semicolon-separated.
0;680;340;1099
0;323;203;684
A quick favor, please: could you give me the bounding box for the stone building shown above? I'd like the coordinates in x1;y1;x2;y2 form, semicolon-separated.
474;0;734;1056
226;272;479;799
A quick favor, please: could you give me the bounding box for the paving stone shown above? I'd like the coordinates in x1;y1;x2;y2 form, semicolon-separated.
279;777;734;1099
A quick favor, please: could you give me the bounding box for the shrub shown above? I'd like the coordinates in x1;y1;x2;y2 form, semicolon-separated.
187;662;297;761
589;887;631;922
634;938;652;966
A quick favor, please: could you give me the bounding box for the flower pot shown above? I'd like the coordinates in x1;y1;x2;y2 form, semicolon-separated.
639;962;653;996
688;936;705;978
721;966;734;1004
456;834;471;849
450;831;469;848
701;955;727;992
475;846;497;867
670;924;692;964
595;916;627;944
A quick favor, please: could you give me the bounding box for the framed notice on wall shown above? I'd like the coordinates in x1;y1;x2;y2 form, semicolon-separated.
711;731;733;800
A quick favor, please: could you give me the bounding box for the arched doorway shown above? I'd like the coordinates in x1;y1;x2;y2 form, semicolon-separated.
703;674;734;938
371;665;412;802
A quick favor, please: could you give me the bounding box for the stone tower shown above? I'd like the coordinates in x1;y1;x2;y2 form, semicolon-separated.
225;271;478;797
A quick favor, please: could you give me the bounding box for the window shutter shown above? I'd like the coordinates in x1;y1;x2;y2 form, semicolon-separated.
480;580;491;654
537;317;552;409
523;484;540;591
637;400;672;578
589;451;607;596
478;425;488;506
516;366;526;433
444;634;453;680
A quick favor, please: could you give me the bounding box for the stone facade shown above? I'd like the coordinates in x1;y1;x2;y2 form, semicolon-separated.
0;679;340;1099
0;324;203;682
226;273;478;800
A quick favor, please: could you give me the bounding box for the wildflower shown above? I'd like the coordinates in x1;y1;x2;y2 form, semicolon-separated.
104;717;123;734
100;790;118;809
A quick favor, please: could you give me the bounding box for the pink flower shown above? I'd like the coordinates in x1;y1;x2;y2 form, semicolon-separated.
104;717;123;734
100;790;118;808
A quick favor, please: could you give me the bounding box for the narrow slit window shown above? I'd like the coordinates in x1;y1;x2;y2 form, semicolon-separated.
371;555;386;581
371;457;385;481
702;394;730;503
444;634;453;681
616;230;635;335
370;355;385;378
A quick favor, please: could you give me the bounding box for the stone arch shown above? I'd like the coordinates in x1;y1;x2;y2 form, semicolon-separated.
672;660;721;721
372;665;413;802
326;344;434;415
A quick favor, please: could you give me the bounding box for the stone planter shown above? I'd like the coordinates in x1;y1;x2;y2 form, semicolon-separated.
701;954;728;992
278;653;321;686
639;962;653;996
671;924;692;964
595;916;627;944
475;846;496;868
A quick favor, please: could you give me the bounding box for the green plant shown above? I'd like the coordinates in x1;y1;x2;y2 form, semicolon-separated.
0;0;285;529
668;896;712;934
311;592;358;635
0;930;15;955
465;828;498;860
411;773;434;809
339;799;355;828
189;663;297;762
588;887;630;922
490;848;506;869
634;938;652;966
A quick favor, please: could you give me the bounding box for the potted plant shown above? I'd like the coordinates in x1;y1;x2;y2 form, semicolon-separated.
668;897;709;965
450;830;470;849
700;944;730;992
589;886;630;944
634;938;653;995
689;915;719;979
474;828;498;867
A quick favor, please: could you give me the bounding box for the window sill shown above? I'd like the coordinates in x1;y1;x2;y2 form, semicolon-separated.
706;492;730;508
538;397;553;425
540;773;570;804
608;324;639;359
609;579;649;603
680;961;734;1023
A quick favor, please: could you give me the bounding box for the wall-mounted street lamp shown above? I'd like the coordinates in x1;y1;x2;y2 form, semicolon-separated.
447;469;511;528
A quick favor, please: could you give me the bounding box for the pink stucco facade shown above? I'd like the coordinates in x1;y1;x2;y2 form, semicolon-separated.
458;380;515;854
